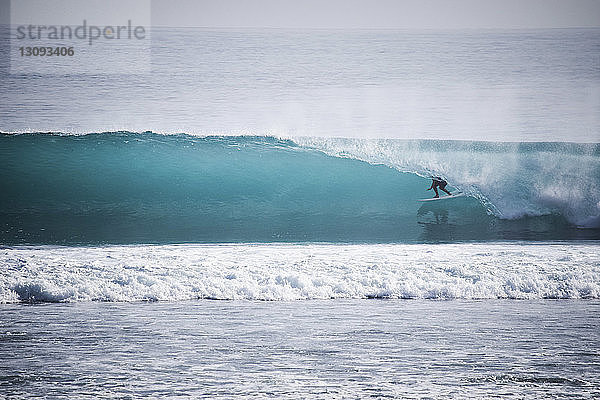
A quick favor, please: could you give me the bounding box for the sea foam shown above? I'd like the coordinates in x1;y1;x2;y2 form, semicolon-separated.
2;243;599;303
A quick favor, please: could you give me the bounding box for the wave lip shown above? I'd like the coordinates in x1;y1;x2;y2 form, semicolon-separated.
2;243;599;303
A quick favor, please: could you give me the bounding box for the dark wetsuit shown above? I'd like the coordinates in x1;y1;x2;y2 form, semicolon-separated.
428;177;451;198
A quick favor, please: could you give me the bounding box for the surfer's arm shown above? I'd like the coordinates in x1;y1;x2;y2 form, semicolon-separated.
427;181;433;190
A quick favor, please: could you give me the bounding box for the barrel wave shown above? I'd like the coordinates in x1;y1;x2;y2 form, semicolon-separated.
1;132;599;244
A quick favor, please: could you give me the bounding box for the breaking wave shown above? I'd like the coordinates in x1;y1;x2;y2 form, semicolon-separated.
0;131;599;244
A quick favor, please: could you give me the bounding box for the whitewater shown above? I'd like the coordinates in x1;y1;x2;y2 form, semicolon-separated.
2;242;599;303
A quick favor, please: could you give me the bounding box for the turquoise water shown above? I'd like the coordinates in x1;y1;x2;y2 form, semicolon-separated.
1;132;598;244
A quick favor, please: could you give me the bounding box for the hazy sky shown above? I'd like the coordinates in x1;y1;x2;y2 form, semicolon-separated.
8;0;150;25
2;0;600;29
151;0;600;29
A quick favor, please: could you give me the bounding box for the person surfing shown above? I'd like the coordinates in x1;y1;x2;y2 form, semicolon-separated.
427;176;452;198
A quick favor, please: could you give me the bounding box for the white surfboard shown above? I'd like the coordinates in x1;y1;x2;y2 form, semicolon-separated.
417;193;464;202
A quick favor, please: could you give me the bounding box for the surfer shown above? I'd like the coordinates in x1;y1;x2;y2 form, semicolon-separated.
427;177;452;198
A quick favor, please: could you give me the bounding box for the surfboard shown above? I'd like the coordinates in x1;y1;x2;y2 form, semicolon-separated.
417;193;464;202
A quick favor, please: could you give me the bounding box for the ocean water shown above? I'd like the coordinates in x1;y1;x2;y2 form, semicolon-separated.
1;27;600;398
1;28;599;142
2;242;599;398
1;300;599;399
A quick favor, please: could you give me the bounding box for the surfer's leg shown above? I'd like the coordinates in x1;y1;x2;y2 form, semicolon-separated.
439;183;451;195
433;187;439;198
